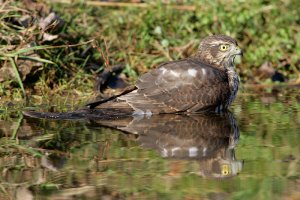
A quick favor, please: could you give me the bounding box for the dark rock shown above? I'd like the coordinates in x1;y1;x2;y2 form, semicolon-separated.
95;64;128;93
271;71;285;82
257;61;285;82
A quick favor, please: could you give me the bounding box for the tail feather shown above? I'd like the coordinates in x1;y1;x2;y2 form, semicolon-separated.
23;102;135;120
23;110;89;120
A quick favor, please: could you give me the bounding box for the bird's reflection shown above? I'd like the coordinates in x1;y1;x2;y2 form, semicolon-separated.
18;110;243;179
93;111;243;178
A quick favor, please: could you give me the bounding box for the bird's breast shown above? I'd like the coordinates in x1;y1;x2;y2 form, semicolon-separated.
226;68;239;107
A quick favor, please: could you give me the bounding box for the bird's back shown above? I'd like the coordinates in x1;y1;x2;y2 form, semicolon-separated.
115;58;232;114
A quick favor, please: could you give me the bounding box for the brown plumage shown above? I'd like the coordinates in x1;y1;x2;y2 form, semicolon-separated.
91;35;242;114
24;35;242;119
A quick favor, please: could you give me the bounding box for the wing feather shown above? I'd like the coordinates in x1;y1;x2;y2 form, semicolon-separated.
118;59;230;113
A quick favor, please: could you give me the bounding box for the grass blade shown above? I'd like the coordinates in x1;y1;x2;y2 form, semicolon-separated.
9;57;26;97
11;115;23;140
5;45;51;57
19;55;55;64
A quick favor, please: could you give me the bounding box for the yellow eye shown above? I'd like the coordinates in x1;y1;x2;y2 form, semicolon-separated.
221;164;230;175
219;44;229;51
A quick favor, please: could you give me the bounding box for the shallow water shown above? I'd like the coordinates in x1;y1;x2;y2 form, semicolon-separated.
0;88;299;200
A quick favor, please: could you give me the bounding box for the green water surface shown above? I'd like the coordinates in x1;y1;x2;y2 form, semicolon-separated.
0;88;299;200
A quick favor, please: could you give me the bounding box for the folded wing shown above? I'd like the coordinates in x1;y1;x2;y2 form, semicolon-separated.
118;59;230;114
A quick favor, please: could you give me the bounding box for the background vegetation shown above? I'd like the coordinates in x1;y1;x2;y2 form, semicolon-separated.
1;0;300;99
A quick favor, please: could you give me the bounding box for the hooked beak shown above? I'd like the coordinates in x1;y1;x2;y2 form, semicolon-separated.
230;46;243;65
233;46;243;56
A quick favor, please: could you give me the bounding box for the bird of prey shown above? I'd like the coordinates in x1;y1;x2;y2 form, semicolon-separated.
24;35;242;119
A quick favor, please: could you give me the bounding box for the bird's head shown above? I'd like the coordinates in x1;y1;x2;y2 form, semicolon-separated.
194;35;242;70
